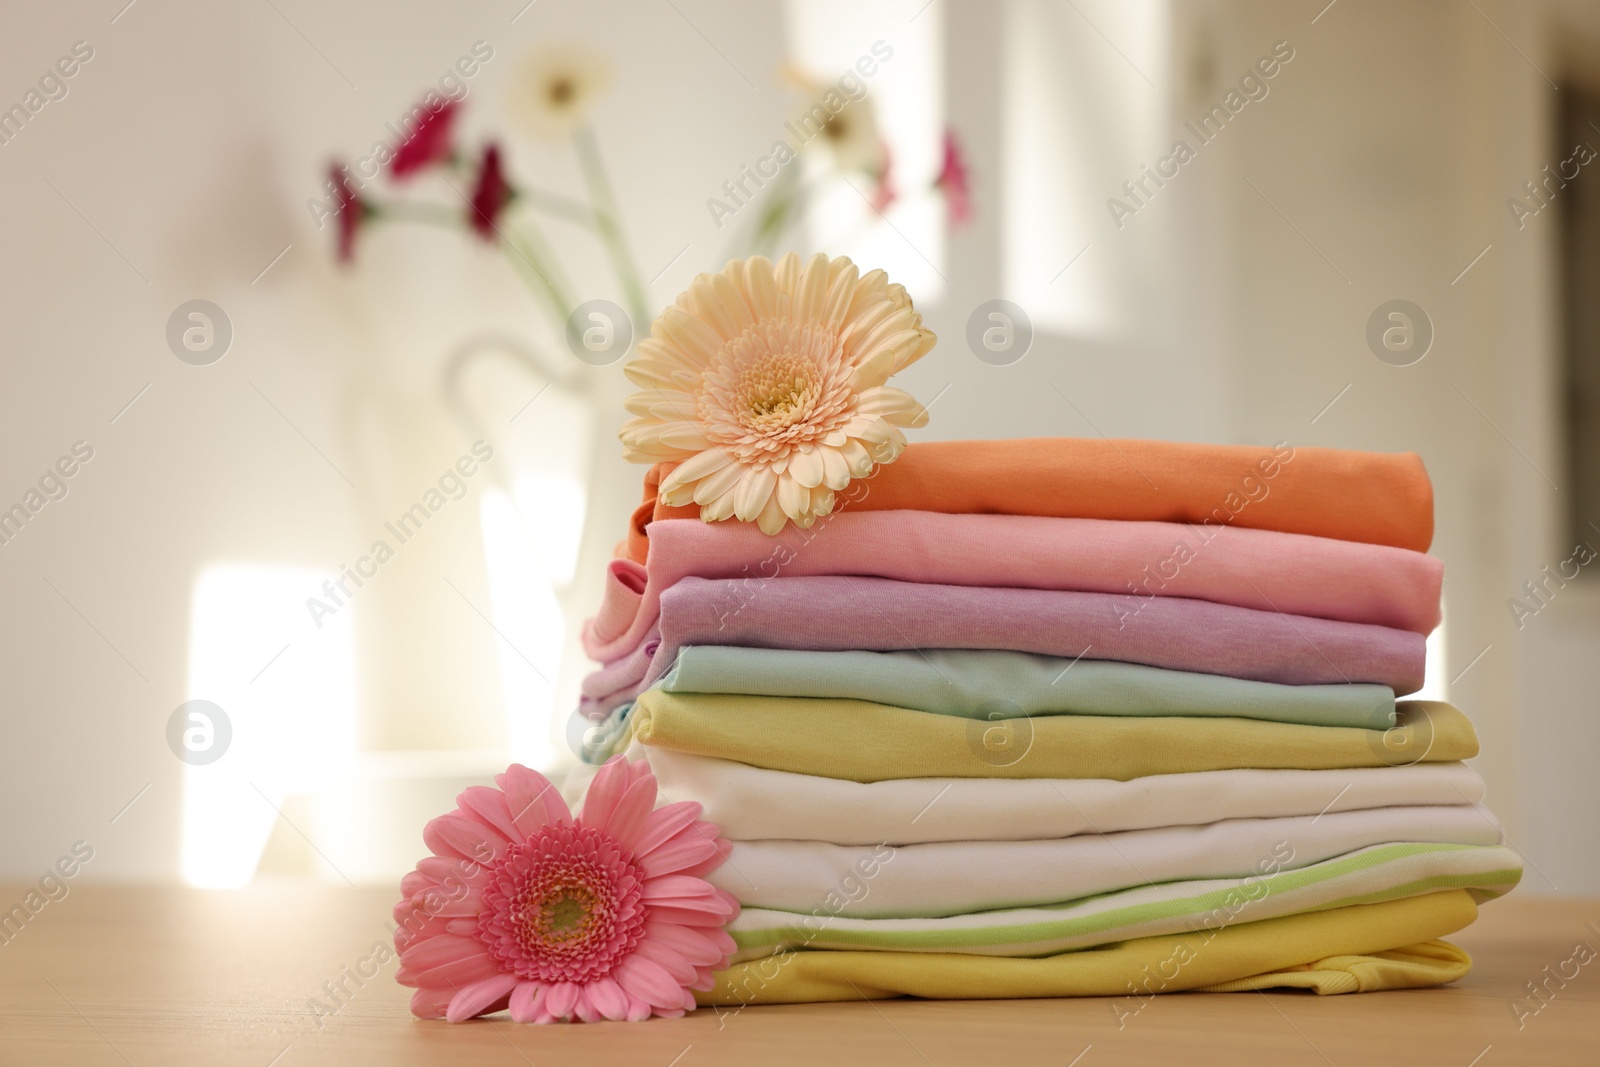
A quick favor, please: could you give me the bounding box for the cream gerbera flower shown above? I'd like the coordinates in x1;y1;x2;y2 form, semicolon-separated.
783;68;884;173
507;44;613;141
620;253;935;535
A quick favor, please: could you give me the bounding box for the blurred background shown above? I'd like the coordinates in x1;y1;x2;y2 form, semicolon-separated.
1;0;1596;893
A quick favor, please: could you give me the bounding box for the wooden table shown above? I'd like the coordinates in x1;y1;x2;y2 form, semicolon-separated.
0;886;1594;1066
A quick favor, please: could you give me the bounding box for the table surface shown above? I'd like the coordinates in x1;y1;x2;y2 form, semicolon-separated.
0;885;1594;1066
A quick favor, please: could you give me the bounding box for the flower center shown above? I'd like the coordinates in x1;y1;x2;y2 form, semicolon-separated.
697;318;855;459
548;78;574;105
537;885;596;942
739;351;816;428
476;823;647;984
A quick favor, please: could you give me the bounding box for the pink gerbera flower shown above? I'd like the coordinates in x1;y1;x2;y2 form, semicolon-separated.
393;756;738;1023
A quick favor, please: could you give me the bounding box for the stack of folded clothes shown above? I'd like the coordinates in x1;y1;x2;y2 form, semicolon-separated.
576;437;1521;1007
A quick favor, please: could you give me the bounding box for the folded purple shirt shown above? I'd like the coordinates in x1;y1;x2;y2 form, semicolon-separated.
580;575;1426;717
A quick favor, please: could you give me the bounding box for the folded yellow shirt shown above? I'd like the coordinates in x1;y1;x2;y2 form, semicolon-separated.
701;889;1476;1006
632;693;1475;782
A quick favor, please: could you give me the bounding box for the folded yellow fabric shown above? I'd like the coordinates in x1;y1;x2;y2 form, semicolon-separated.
632;694;1475;782
1193;938;1473;994
701;889;1476;1006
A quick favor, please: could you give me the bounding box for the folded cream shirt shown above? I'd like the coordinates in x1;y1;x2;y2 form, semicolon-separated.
711;805;1501;918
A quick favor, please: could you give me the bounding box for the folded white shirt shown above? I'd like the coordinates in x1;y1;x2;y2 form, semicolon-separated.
711;804;1501;918
632;743;1487;844
726;842;1522;961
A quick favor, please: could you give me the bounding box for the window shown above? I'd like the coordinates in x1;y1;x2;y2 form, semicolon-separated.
1559;85;1600;554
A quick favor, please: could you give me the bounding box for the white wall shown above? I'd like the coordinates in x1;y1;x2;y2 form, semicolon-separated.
0;0;1594;891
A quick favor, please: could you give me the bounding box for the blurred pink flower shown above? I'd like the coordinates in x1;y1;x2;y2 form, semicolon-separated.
870;140;896;214
394;756;738;1023
468;143;513;240
391;100;460;178
934;128;971;226
328;163;366;262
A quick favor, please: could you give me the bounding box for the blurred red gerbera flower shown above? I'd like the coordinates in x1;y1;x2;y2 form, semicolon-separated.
391;100;460;178
934;128;971;227
468;143;513;240
328;163;368;262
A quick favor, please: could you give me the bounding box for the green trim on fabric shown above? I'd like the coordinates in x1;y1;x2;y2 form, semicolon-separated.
728;843;1516;951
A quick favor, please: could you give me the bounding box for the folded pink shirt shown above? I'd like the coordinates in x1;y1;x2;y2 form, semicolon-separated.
580;575;1427;717
582;512;1443;664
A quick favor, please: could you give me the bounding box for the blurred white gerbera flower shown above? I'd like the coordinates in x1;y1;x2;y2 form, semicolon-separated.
508;44;613;141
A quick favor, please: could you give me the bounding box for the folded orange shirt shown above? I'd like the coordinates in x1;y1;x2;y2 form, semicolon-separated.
624;438;1433;563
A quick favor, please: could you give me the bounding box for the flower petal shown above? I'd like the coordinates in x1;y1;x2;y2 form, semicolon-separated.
700;485;738;523
773;251;802;296
457;786;518;843
656;423;716;452
502;763;569;838
894;328;937;373
544;981;581;1020
775;471;810;524
410;986;453;1019
640;904;738;927
741;256;779;318
407;885;483;918
696;272;755;339
446;973;518;1023
408;952;506;988
756;492;787;535
659;306;724;365
632;938;697;985
820;447;851;491
659;449;734;497
621;358;685;391
508;982;547;1023
596;774;657;853
400;933;484;972
425;812;505;865
793;252;830;320
624;388;698;419
849;330;923;391
586;976;631;1021
690;460;746;507
634;801;705;855
732;465;776;523
838;438;873;477
618;419;706;458
637;831;726;878
822;260;860;325
615;954;688;1010
643;920;734;967
787;447;825;489
578;754;632;833
572;992;604;1022
643;874;737;908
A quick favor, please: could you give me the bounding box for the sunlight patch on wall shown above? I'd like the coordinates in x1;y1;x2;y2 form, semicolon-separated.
480;489;565;769
1416;600;1450;704
181;564;356;888
785;0;945;301
1004;0;1169;336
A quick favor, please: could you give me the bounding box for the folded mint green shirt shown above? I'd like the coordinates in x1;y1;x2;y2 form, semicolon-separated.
658;646;1395;729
